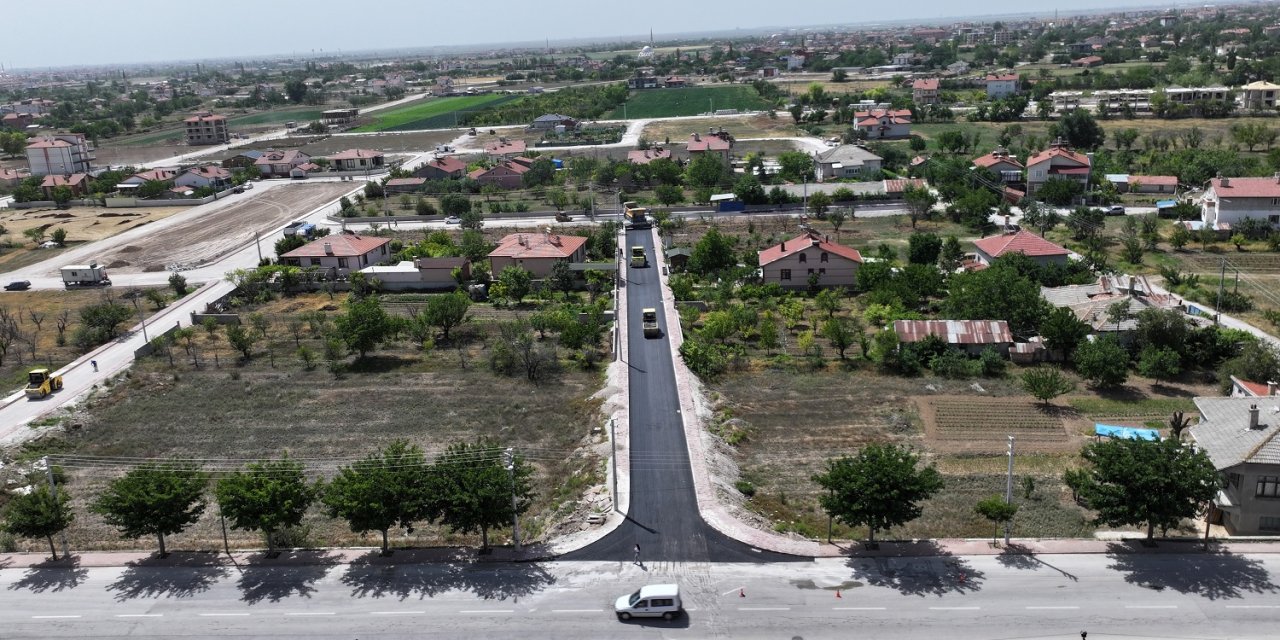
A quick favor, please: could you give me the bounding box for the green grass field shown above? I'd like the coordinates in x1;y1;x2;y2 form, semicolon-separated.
610;85;769;119
354;94;521;132
227;109;323;126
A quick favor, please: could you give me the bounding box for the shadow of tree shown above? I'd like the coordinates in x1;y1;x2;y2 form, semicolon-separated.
236;550;341;605
1106;543;1278;600
106;552;231;601
844;542;985;596
996;544;1079;581
8;559;89;593
340;550;556;601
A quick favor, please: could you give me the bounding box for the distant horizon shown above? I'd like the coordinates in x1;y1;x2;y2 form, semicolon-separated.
3;0;1226;71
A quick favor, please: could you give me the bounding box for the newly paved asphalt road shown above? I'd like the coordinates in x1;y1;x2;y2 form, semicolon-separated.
563;229;804;564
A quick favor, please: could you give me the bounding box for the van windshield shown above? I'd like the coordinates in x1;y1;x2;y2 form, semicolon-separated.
628;591;642;606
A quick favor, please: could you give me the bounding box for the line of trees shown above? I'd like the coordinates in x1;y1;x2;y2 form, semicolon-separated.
1;440;534;559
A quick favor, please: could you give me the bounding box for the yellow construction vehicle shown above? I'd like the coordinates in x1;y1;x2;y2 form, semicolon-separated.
642;308;661;338
25;368;63;399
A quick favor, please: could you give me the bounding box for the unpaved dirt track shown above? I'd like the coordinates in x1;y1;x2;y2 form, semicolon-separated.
97;183;355;273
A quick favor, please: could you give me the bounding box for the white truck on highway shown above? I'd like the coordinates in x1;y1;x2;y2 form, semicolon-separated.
61;263;111;288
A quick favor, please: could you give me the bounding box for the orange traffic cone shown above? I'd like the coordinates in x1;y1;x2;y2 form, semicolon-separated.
836;589;842;599
739;588;745;598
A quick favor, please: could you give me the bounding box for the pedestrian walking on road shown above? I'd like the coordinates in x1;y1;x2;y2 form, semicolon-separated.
91;360;98;372
634;544;641;565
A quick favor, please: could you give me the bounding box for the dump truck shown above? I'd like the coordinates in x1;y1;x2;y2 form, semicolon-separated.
282;221;316;237
641;308;661;338
630;245;647;268
623;201;651;230
61;263;110;288
25;368;63;399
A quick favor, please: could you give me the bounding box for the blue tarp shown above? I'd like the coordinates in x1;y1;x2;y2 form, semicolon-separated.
1095;424;1161;441
1156;199;1178;210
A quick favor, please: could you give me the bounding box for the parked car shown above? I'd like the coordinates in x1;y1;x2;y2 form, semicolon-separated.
444;216;462;225
615;584;682;621
38;241;59;249
1106;205;1125;215
5;280;31;291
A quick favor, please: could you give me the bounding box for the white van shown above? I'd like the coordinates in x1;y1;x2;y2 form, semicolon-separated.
615;583;682;620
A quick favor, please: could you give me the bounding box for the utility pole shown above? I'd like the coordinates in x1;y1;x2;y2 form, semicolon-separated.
43;456;70;560
1214;257;1226;326
130;294;149;343
1005;436;1015;546
504;448;522;552
254;230;264;265
610;418;619;512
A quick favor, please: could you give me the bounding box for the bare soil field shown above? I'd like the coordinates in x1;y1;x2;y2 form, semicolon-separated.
93;143;191;168
0;206;186;273
916;396;1082;454
98;183;355;273
641;113;803;143
300;131;464;156
4;292;611;553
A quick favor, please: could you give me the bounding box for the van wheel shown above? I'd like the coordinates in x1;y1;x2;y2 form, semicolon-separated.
662;612;674;621
618;612;631;621
55;380;63;390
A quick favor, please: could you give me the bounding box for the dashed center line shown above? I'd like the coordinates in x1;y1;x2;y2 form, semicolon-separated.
1227;605;1280;609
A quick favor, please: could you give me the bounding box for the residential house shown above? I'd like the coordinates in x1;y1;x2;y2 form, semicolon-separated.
291;162;321;179
468;161;530;190
1200;176;1280;231
815;145;883;181
892;319;1013;357
119;168;179;188
1164;86;1230;106
1231;377;1279;399
972;149;1024;184
1040;274;1186;337
758;66;779;78
485;138;526;158
853;108;912;140
531;114;577;131
433;76;455;95
384;177;427;193
984;74;1019;99
1072;55;1103;68
1107;174;1178;195
39;173;89;199
664;76;688;88
1;113;33;129
360;257;470;291
254;149;311;177
973;230;1070;267
174;166;232;191
757;231;862;289
912;78;940;106
414;156;467;180
1026;143;1090;197
488;232;589;277
25;134;93;176
946;60;971;75
883;178;927;199
665;247;692;271
322;108;359;125
184;113;229;145
1190;396;1280;535
627;147;671;165
627;75;660;90
1241;80;1280;110
327;148;384;172
222;150;263;170
685;132;732;163
280;231;392;277
0;168;27;189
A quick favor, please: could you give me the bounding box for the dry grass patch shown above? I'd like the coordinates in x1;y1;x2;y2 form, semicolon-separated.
641;113;803;142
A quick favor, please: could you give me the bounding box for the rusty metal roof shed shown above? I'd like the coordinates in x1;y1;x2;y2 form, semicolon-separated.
892;319;1013;345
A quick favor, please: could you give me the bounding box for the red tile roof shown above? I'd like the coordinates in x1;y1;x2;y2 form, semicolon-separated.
893;319;1013;345
855;108;912;125
184;165;230;179
255;149;308;166
883;178;926;194
281;232;390;258
129;169;178;182
758;231;862;266
628;147;672;164
1209;176;1280;198
385;177;427;187
973;230;1069;258
184;114;226;124
40;173;88;188
1129;175;1177;187
985;74;1019;82
328;148;383;161
912;78;939;90
489;233;588;259
1026;146;1089;168
973;151;1024;169
424;156;466;174
686;133;731;152
1074;55;1104;65
26;138;73;149
1232;376;1277;397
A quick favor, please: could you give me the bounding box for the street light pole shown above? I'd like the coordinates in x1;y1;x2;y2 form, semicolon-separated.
1005;436;1015;546
254;231;263;265
504;447;522;552
43;456;70;560
130;294;149;343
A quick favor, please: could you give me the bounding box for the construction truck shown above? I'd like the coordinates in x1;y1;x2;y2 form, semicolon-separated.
641;308;661;338
623;201;651;230
61;263;110;288
25;368;63;399
630;245;647;268
555;212;572;222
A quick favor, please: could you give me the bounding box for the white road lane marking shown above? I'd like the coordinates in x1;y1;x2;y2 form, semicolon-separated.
1226;605;1280;609
32;615;81;619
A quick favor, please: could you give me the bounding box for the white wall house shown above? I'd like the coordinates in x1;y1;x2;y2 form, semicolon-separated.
1200;176;1280;231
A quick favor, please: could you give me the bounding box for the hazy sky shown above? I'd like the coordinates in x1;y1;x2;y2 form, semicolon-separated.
10;0;1182;70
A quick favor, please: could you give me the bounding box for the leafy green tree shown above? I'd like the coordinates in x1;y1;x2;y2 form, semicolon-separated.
902;185;936;228
424;291;470;342
521;158;557;188
1020;201;1061;235
168;272;188;296
974;495;1019;544
275;234;307;258
51;186;74;206
1038;307;1090;358
92;462;207;556
808;191;832;216
493;266;533;304
23;227;46;246
459;209;485;230
335;295;396;358
1037;177;1083;206
1021;367;1075;405
907;232;942;265
777;151;816;182
225;324;258;359
685;153;729;188
49;227;68;246
822;317;857;359
2;485;74;561
1050;108;1105;150
943;263;1049;334
549;260;574;298
1079;438;1218;540
284;78;308;103
432;442;534;550
323;441;433;555
938;235;964;273
440;193;471;217
732;174;767;205
655;184;685;206
689;227;736;275
215;457;319;554
1137;345;1181;386
815;287;843;318
813;444;943;543
1074;336;1129;388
